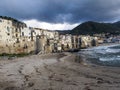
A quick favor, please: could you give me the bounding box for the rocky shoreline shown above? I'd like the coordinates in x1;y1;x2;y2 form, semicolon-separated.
0;52;120;90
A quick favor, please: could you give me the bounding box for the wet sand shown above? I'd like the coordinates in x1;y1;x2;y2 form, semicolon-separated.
0;53;120;90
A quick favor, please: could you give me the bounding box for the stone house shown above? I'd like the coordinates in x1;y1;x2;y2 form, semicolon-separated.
0;16;99;54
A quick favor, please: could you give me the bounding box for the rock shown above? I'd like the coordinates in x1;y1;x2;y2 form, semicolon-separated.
97;80;104;84
28;82;34;87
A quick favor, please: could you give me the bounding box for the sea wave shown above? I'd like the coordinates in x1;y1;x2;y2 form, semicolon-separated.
106;49;120;53
99;57;120;61
79;44;120;66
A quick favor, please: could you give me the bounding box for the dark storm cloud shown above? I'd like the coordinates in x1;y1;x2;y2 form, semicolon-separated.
0;0;120;23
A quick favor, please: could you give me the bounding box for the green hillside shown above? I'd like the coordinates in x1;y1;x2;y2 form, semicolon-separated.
71;21;120;35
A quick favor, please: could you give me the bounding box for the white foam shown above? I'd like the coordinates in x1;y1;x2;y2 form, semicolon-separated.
86;44;120;54
99;57;120;61
117;56;120;58
106;49;120;53
90;44;120;50
79;44;120;63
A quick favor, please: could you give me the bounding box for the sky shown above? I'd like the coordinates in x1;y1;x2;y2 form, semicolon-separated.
0;0;120;30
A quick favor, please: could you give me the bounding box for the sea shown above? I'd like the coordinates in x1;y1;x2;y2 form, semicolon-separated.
78;44;120;67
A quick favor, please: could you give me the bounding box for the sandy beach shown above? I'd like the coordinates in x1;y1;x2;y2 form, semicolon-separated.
0;52;120;90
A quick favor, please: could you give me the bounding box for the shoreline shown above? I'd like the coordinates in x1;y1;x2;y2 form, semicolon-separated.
61;52;120;90
0;52;120;90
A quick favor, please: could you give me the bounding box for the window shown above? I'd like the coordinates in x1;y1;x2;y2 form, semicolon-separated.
16;29;17;32
22;32;24;36
13;43;15;47
7;33;10;36
0;19;2;22
23;39;25;41
7;27;10;32
16;38;19;43
23;44;28;49
16;34;18;37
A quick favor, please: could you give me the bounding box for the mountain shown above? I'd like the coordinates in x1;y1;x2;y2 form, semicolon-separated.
58;21;120;35
56;30;71;35
70;21;120;35
113;21;120;28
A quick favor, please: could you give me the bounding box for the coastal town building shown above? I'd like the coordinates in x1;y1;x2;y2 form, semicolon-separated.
0;16;98;54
